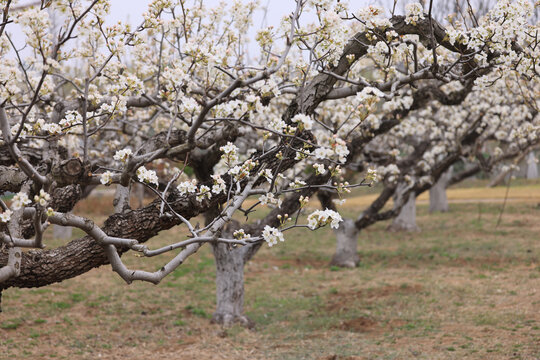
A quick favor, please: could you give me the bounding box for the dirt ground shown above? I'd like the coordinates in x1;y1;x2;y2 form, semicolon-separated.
0;186;539;359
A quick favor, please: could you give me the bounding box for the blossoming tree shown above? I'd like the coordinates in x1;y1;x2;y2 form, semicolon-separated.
0;0;538;326
323;69;539;266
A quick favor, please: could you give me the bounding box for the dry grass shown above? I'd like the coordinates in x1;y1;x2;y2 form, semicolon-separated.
345;183;540;208
1;183;539;360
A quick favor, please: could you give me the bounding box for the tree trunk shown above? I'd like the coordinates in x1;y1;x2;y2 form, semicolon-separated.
527;152;538;179
211;244;254;328
212;244;254;327
317;189;360;268
203;200;257;328
53;224;72;240
488;151;527;187
330;218;360;268
133;183;145;208
210;239;262;328
429;168;452;213
388;191;419;232
113;184;131;213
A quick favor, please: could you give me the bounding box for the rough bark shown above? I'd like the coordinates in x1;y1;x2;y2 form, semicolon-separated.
0;135;310;290
330;218;360;268
0;166;27;193
0;199;178;289
487;147;537;187
527;152;538;179
0;144;42;166
429;167;452;213
388;190;419;232
448;164;480;187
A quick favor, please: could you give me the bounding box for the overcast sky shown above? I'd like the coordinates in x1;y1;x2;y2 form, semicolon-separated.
107;0;300;28
7;0;447;60
7;0;307;59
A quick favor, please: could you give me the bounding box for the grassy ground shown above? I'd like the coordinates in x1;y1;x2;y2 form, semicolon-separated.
0;182;539;359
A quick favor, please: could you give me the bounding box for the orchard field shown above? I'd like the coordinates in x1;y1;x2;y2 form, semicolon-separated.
1;0;540;359
1;180;538;360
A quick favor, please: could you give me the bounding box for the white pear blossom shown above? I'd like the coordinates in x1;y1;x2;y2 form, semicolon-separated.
332;138;349;163
366;168;379;182
314;147;333;160
405;3;425;25
289;179;306;189
177;179;198;195
136;167;159;186
211;174;226;194
11;192;31;210
59;111;83;129
291;114;314;130
259;169;274;182
356;86;386;102
262;225;285;247
196;185;212;202
220;142;239;165
307;209;343;230
100;171;114;185
313;163;326;175
9;124;28;141
113;149;133;163
259;193;282;207
42;123;62;135
0;209;13;223
228;159;257;180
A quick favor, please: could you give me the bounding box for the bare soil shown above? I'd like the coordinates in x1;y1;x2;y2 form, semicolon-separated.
1;186;539;359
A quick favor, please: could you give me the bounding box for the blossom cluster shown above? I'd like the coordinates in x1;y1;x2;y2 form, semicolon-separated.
404;3;425;25
114;149;133;163
11;192;31;210
100;171;114;185
0;209;12;223
307;209;343;230
34;190;51;207
0;190;51;224
262;226;285;247
136;167;159;186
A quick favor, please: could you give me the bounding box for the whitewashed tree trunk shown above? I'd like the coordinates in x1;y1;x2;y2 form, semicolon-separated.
211;244;254;328
113;184;131;213
489;152;528;187
388;190;419;232
527;152;538;179
133;182;145;208
205;196;260;328
429;168;452;213
53;224;72;240
330;218;360;268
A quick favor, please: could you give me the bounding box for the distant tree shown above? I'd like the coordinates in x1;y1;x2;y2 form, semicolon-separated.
324;74;539;266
